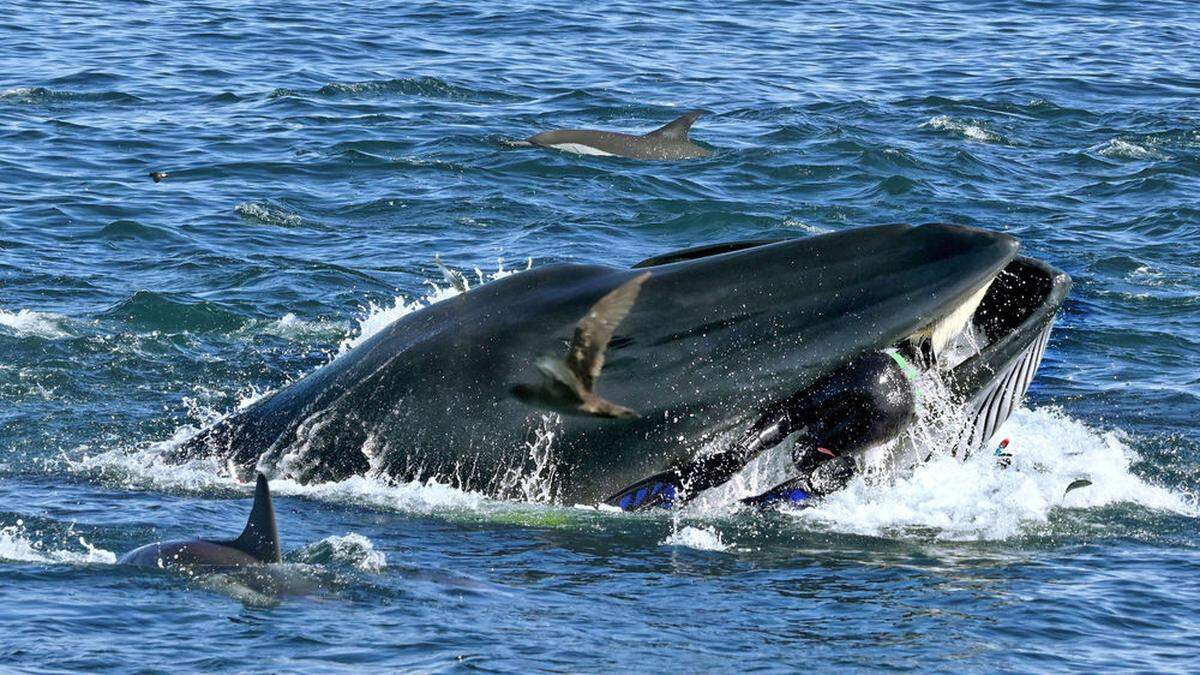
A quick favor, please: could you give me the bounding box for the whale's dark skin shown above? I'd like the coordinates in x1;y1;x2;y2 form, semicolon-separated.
173;224;1018;504
522;110;712;160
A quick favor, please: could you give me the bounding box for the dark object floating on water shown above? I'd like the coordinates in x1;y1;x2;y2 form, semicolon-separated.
148;171;168;183
513;110;712;160
1065;478;1093;497
512;271;650;419
169;224;1070;509
118;473;281;568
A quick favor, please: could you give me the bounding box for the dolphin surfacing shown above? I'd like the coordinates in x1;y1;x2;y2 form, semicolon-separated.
119;474;282;568
168;224;1064;505
522;110;712;160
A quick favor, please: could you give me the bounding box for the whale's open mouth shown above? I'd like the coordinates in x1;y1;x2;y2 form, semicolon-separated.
942;256;1071;452
608;252;1071;512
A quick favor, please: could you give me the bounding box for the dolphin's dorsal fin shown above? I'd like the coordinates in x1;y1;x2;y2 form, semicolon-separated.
228;473;281;563
644;110;703;141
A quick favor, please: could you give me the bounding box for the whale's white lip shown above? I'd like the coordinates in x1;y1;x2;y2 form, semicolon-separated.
909;274;996;361
547;142;616;157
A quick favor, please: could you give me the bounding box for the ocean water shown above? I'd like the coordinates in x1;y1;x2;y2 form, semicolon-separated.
2;0;1199;670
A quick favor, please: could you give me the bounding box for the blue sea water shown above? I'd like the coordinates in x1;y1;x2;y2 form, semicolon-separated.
2;0;1199;670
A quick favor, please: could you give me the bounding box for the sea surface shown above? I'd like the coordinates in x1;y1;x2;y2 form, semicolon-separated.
2;0;1198;671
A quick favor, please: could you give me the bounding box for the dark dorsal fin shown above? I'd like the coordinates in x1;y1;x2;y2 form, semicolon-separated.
643;110;704;141
228;473;281;563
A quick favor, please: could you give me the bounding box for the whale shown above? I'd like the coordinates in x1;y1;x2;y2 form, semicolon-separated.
517;110;711;160
119;474;281;568
170;224;1069;507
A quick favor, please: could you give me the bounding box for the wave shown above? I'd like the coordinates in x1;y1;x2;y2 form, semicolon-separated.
0;308;74;340
68;395;1195;545
923;115;1005;144
101;291;246;333
93;219;182;241
1094;138;1169;161
0;86;141;105
254;313;349;342
271;76;523;103
0;520;115;564
1090;128;1199;162
290;533;387;571
337;257;530;354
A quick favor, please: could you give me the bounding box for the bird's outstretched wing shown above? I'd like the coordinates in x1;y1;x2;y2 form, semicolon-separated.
566;272;650;390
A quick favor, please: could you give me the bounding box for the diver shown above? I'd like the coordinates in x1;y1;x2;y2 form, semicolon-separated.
740;348;920;505
607;347;921;511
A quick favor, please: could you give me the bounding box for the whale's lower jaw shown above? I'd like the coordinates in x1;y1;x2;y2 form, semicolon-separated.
545;142;617;157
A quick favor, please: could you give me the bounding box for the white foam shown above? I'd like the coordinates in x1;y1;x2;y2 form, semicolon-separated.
68;425;491;516
298;533;387;571
0;522;116;564
790;406;1195;540
660;525;729;551
337;257;530;354
0;308;73;339
234;201;304;227
257;313;348;342
1095;138;1167;161
781;218;830;235
924;115;999;143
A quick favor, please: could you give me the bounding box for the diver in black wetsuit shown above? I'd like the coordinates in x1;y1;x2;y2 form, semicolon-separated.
742;349;918;505
607;349;920;510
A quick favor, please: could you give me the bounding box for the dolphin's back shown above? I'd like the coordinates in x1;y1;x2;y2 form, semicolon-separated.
526;111;712;160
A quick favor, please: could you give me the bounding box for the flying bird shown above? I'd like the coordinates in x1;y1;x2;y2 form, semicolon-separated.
512;272;650;418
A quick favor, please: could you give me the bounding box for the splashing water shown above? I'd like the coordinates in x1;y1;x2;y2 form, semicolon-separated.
660;525;730;551
793;407;1195;540
292;533;387;571
337;257;532;355
0;521;116;564
0;308;74;340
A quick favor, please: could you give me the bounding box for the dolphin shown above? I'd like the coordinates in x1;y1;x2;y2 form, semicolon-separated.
170;224;1069;506
517;110;711;160
119;474;281;568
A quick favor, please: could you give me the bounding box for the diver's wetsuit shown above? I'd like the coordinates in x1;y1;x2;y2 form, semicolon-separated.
742;349;918;503
606;349;918;510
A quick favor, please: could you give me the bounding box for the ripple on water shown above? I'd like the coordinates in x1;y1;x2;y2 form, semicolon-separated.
100;291;247;333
